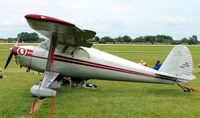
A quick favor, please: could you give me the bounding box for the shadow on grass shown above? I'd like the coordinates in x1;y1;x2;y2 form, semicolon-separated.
55;83;200;102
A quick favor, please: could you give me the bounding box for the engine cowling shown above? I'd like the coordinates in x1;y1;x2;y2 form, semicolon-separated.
31;85;56;97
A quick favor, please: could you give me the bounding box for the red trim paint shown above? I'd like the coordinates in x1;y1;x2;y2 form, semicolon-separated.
12;46;19;55
26;49;33;56
51;48;55;78
27;49;33;52
54;55;154;77
17;48;27;55
25;14;75;27
26;52;33;56
12;46;33;56
31;54;155;78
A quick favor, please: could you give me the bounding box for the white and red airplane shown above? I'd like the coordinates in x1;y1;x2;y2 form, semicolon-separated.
4;14;195;98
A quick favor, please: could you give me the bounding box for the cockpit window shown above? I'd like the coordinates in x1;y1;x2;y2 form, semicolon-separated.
77;48;90;59
39;40;74;56
55;44;74;56
38;40;50;50
66;47;74;55
56;44;66;53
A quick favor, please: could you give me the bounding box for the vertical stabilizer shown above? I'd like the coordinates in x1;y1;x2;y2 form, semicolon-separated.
159;45;195;82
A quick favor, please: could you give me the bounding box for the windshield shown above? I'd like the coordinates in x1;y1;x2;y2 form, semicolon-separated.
38;40;50;50
39;40;89;58
39;40;75;56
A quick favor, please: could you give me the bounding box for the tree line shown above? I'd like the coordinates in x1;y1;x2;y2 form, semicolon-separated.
0;32;45;43
0;32;199;45
91;35;199;45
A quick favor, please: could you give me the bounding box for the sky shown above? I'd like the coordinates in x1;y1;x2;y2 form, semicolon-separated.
0;0;200;40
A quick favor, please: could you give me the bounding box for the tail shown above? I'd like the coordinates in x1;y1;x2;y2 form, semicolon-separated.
159;45;195;83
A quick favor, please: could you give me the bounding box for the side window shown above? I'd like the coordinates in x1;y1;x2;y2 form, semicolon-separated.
40;40;75;56
56;44;65;53
77;48;90;59
66;47;74;55
56;45;74;56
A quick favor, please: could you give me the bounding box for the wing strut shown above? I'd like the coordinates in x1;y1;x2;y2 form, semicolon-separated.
31;32;60;98
46;33;57;71
30;33;60;117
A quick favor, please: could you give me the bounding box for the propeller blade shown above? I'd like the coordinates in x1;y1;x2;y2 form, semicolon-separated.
16;35;20;44
4;52;13;69
5;34;20;69
13;35;20;47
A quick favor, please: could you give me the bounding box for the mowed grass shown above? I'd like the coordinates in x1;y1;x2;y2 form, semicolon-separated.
0;44;200;118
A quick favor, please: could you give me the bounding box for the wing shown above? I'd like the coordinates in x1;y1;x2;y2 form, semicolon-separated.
25;14;96;47
27;14;96;97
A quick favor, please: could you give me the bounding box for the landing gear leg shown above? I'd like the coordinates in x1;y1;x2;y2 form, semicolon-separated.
177;82;191;93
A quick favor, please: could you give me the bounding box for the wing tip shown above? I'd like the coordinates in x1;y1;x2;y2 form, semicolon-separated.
25;14;75;27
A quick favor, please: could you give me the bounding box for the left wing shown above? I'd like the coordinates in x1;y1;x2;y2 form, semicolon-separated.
25;14;96;47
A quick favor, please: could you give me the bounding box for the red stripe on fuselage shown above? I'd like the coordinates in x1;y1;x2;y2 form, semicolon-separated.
27;49;33;52
54;55;154;77
30;54;154;78
25;50;33;56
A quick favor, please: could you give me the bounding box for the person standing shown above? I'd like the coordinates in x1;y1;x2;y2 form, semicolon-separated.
153;60;162;70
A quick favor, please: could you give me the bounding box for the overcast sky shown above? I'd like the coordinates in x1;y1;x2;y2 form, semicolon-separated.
0;0;200;40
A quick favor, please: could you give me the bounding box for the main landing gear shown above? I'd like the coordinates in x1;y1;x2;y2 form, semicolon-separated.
62;77;97;89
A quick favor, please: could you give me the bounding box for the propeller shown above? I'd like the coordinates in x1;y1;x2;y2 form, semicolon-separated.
4;35;20;69
4;51;13;69
13;34;20;47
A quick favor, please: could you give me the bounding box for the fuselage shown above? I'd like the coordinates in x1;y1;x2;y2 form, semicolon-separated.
13;43;176;84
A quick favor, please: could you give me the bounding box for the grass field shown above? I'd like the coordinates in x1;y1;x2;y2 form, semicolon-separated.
0;44;200;118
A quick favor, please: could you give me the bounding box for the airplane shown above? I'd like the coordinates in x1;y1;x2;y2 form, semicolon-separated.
4;14;196;98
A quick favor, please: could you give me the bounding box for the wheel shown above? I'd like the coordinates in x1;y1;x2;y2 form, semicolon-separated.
184;88;191;92
39;96;46;100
